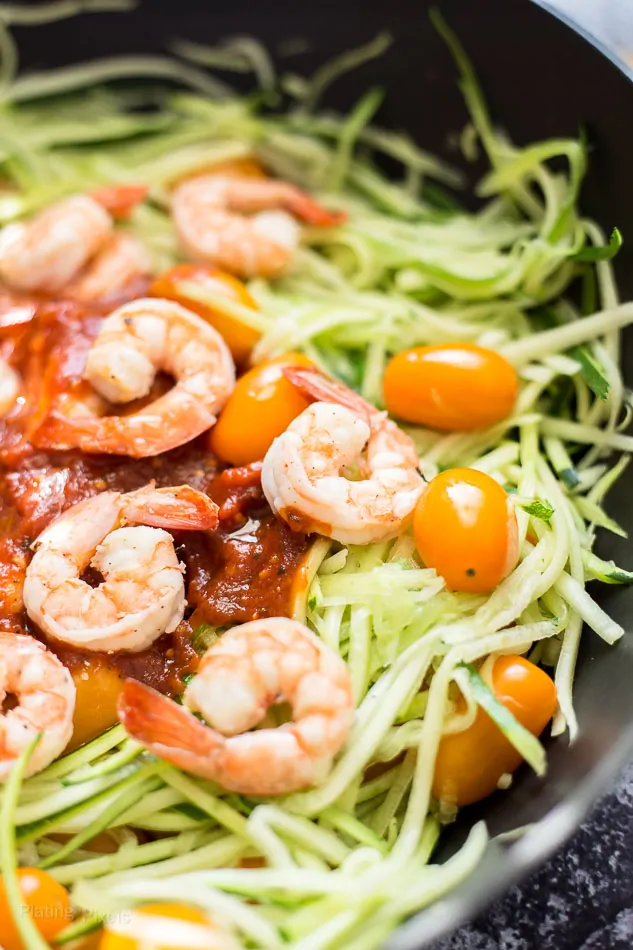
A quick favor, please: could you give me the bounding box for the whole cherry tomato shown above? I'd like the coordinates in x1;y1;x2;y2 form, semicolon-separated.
383;343;518;431
414;468;518;593
0;868;71;950
210;353;314;466
149;263;260;364
432;655;557;806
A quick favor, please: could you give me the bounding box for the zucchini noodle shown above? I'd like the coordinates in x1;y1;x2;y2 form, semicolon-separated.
0;5;631;948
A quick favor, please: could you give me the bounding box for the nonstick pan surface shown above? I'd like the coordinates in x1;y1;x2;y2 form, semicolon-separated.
13;1;633;945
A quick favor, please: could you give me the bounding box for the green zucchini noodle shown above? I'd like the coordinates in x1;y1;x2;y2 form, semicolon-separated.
0;5;632;948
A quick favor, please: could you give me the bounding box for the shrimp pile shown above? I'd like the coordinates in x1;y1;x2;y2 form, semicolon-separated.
120;618;355;795
172;173;345;278
0;188;150;303
23;484;219;652
0;634;75;780
261;367;425;544
47;297;236;457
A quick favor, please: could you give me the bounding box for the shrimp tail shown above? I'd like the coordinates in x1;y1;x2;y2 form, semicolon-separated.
119;679;224;779
124;484;219;531
89;184;149;220
283;190;347;228
283;366;375;423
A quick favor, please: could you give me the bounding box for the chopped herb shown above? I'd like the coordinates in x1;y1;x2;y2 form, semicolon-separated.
518;498;555;526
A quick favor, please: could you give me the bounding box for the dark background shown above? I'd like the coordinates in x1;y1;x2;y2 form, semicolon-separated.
436;761;633;949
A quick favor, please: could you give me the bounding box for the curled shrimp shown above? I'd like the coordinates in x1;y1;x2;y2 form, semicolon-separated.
23;484;218;653
119;617;354;795
65;232;153;305
0;359;20;418
48;298;235;458
0;633;75;780
0;185;148;296
261;367;425;545
0;194;113;294
172;173;345;278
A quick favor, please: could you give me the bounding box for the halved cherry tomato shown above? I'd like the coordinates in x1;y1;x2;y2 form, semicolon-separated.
68;662;125;751
149;263;260;364
432;655;557;806
0;868;71;950
414;468;518;593
210;353;314;466
383;343;518;431
100;903;214;950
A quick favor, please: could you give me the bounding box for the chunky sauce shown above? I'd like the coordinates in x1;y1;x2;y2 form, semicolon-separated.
0;298;310;699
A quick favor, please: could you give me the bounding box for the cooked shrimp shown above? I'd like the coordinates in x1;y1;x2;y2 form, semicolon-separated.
0;195;113;293
0;633;75;780
0;359;19;418
23;484;219;652
261;367;425;545
50;297;235;457
172;173;345;278
119;617;354;795
66;232;153;304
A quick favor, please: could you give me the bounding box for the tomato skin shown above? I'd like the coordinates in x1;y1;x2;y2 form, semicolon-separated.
210;353;313;466
100;903;212;950
383;343;518;431
413;468;518;593
149;263;260;364
432;655;557;807
68;663;124;751
0;868;71;949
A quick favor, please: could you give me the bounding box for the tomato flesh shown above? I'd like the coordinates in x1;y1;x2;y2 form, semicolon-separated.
383;343;518;431
433;655;558;806
414;467;518;593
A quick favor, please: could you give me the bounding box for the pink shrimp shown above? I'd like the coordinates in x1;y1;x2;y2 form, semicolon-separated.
0;634;75;780
172;173;346;278
41;297;235;458
119;617;354;795
23;483;218;652
261;367;424;545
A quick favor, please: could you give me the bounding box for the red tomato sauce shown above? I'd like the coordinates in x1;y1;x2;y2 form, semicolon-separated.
0;297;310;698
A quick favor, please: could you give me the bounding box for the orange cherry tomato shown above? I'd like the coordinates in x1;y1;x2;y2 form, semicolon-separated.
100;903;215;950
0;868;72;949
433;655;558;807
68;662;125;751
149;263;260;364
414;468;518;593
383;343;518;431
206;157;267;179
210;353;314;466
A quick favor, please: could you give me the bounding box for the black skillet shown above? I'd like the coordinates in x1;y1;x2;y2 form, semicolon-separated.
14;1;633;945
